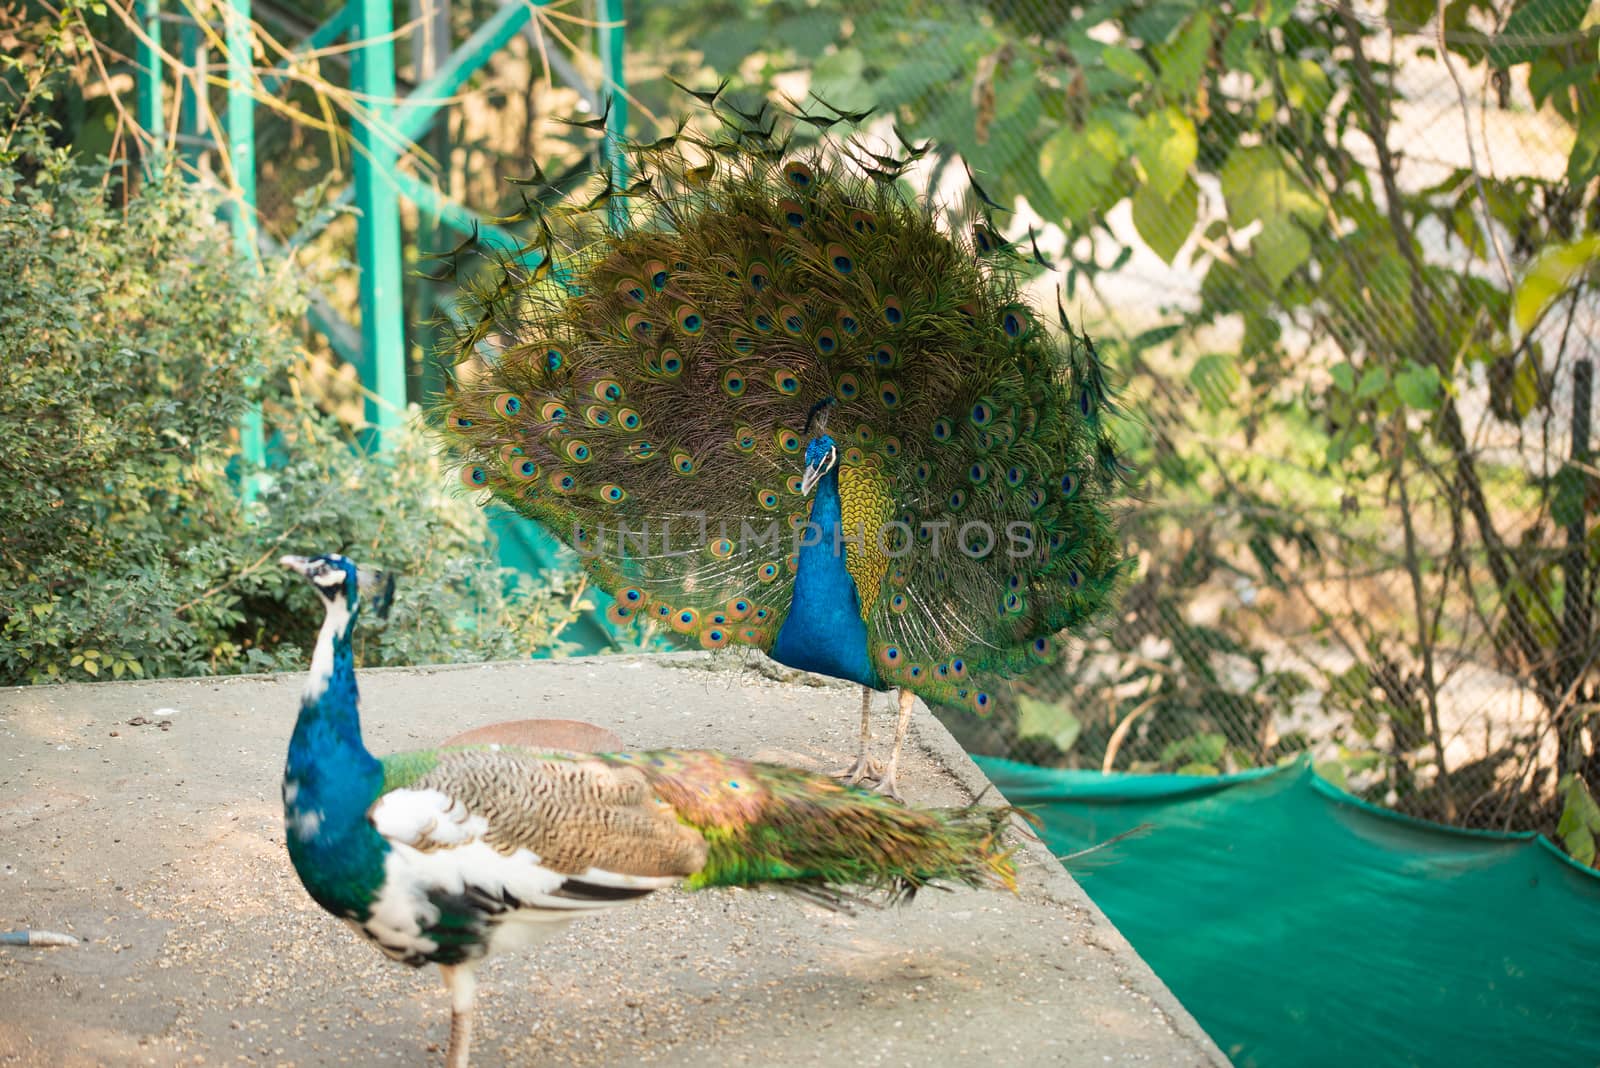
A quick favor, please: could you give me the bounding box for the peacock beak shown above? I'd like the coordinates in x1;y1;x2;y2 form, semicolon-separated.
279;555;311;574
800;462;824;497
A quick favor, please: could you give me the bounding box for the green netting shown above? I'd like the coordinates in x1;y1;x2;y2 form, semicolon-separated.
977;755;1600;1067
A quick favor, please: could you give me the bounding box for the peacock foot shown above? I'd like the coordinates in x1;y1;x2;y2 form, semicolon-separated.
835;754;884;787
872;770;904;803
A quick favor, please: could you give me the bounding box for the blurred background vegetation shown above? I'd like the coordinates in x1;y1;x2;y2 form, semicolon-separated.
1;0;1595;856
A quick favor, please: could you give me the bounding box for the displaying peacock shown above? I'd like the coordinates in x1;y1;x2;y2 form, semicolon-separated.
436;89;1126;797
277;552;1017;1068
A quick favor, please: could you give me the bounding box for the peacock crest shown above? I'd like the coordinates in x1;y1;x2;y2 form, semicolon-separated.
435;86;1128;716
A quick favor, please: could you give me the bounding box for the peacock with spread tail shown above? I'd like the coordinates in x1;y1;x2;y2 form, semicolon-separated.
435;88;1126;797
276;552;1018;1068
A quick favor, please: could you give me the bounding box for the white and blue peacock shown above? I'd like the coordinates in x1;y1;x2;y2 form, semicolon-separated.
276;552;1017;1067
437;89;1126;797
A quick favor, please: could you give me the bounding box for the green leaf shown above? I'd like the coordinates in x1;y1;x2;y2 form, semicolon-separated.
1490;0;1591;67
1277;57;1333;113
1253;216;1311;289
1512;354;1543;417
1393;361;1442;410
1568;105;1600;186
1219;147;1322;228
1153;11;1214;96
1513;236;1599;334
1039;117;1124;226
1017;695;1082;752
1356;366;1390;400
1133;108;1198;200
1329;362;1356;393
1556;773;1600;867
1099;43;1153;84
1132;175;1198;264
1190;352;1239;412
1551;463;1587;527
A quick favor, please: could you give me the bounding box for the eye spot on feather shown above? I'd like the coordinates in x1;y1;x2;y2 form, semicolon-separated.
758;489;780;510
969;463;988;485
878;646;901;669
605;602;634;624
913;461;932;483
700;627;730;649
632;441;658;460
951;658;967;678
659;350;684;377
727;598;752;619
882;435;902;457
545;347;564;371
541;402;568;422
1078;387;1093;417
849;210;878;234
974;223;1000;253
511;459;539;482
1003;591;1026;615
908;664;925;680
815;328;838;355
673;452;697;476
774;370;800;395
753;313;774;333
594;379;624;402
1060;472;1080;498
837;312;859;336
747;261;771;293
493;393;522;418
1067;568;1083;589
654;604;674;621
776;429;802;453
461;466;488;488
732;332;756;355
970;399;993;427
785;475;803;495
779;199;805;227
625;312;655;339
957;302;979;326
1001;304;1030;339
783;160;815;187
758;563;779;583
585;405;611;427
836;373;859;400
1007;465;1027;486
856;425;875;446
709;538;735;559
1028;486;1047;511
970;691;993;716
615;278;646;304
931;418;954;442
1031;636;1053;660
551;473;577;494
564;440;592;463
735;427;758;452
755;605;774;622
825;243;854;275
948;488;967;510
600;484;626;503
890;593;908;614
843;446;865;466
676;306;704;334
644;261;668;291
879;382;901;409
873;344;897;368
446;411;473;432
882;296;904;325
722;370;747;397
618;408;641;430
622;588;644;604
778;305;804;335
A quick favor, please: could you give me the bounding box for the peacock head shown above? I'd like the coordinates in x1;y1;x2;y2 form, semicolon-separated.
280;554;396;620
799;397;839;497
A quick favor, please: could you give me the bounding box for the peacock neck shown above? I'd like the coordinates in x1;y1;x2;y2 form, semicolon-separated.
771;466;882;689
283;598;388;918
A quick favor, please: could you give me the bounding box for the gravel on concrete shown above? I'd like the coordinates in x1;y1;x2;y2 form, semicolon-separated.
0;652;1225;1067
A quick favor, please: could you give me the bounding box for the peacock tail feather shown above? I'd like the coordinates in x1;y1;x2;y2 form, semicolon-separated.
435;90;1127;713
602;749;1017;899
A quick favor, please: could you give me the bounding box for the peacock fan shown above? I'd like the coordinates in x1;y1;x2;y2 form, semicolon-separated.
277;552;1019;1068
438;86;1127;799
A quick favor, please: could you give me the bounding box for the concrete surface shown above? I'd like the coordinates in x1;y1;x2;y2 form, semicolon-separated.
0;652;1225;1067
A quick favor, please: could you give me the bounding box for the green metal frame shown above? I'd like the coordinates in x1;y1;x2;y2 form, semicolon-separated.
131;0;629;652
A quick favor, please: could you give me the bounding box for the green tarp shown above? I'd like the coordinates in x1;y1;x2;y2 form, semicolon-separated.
976;755;1600;1067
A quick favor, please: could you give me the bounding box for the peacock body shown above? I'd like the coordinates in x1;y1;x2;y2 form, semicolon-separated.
437;92;1126;794
278;552;1016;1067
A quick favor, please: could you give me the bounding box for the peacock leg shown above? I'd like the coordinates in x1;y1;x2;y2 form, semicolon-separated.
439;963;478;1068
836;686;884;785
874;689;917;801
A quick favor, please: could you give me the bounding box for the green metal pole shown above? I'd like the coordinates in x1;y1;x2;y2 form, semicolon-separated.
350;0;408;443
178;19;203;171
226;0;265;498
597;0;627;232
134;0;163;160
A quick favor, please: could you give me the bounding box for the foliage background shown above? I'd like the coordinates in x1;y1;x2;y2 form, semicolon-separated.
1;0;1596;856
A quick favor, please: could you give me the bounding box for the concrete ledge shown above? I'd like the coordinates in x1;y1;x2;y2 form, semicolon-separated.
0;653;1224;1066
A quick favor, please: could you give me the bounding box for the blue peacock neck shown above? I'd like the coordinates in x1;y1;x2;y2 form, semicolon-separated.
283;595;388;918
771;464;883;689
